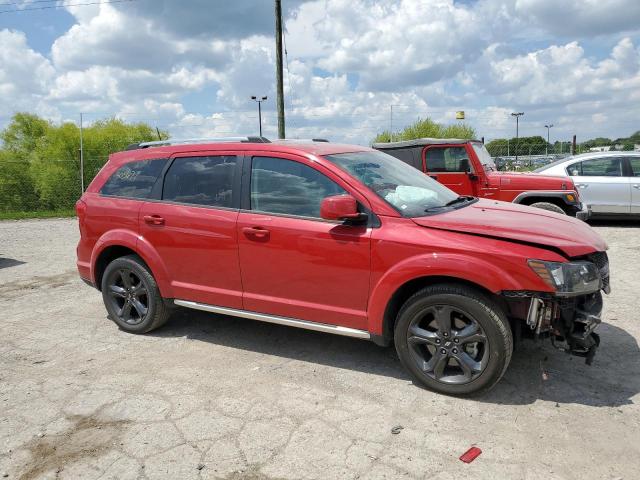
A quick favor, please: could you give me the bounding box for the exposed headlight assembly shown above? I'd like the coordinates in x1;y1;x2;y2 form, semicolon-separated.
528;259;601;295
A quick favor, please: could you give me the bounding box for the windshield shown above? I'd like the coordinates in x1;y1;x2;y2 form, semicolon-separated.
472;143;496;171
326;150;461;218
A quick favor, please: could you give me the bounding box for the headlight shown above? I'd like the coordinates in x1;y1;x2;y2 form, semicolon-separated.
528;259;601;295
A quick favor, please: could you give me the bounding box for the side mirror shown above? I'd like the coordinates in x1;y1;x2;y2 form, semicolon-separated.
320;194;362;221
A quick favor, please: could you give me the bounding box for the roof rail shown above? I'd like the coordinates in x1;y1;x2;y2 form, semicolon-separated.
125;136;271;150
276;138;330;143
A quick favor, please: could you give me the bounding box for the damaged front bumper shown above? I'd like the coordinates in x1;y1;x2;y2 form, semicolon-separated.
526;291;603;365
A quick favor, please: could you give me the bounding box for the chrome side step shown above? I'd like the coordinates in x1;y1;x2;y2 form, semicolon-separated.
173;299;371;340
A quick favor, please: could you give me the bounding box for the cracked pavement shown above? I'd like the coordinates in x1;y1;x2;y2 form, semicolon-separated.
0;218;639;479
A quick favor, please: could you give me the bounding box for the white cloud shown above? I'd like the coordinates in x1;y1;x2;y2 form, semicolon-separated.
2;0;640;145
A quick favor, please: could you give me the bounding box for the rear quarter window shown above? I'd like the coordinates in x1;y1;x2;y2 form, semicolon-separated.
100;159;168;199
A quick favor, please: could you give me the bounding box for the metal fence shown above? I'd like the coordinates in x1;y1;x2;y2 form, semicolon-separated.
487;143;575;171
0;156;105;219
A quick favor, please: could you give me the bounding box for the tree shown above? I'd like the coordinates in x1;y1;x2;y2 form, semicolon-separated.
372;118;476;144
0;113;168;212
0;150;39;212
0;113;50;156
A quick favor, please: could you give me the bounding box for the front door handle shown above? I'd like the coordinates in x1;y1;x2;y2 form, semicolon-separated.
242;226;270;240
576;184;588;188
633;184;640;189
143;215;165;226
428;174;438;181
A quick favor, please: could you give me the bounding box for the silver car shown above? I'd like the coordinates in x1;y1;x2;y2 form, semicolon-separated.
535;152;640;217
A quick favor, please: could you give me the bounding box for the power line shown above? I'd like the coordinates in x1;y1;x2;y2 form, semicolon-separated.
0;0;137;14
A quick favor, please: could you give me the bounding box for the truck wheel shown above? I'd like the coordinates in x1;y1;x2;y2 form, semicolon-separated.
529;202;566;215
394;284;512;396
101;254;170;334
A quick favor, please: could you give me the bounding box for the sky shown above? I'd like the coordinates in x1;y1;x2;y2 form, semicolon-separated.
1;0;639;145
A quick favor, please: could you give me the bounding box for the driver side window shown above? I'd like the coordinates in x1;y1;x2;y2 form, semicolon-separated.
250;156;346;218
425;147;472;173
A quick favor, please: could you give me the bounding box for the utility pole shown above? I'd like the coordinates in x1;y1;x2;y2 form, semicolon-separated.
274;0;285;139
79;113;85;193
389;105;393;142
251;95;268;137
511;112;524;162
544;124;553;156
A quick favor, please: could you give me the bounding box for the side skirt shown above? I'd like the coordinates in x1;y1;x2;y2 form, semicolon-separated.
174;299;371;340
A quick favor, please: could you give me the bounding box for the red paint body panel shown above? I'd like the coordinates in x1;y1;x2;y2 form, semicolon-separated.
411;198;607;257
76;141;608;338
237;212;371;329
139;202;243;308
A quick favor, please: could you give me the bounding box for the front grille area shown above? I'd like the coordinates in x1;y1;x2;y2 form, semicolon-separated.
589;251;610;291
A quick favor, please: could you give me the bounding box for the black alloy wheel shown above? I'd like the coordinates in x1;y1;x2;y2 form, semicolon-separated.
105;268;149;326
406;304;488;384
101;255;170;333
394;284;512;396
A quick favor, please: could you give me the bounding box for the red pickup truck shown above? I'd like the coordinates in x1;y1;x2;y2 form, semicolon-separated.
373;138;589;219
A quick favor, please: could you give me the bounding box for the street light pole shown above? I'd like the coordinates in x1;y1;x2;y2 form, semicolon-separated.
251;95;268;137
544;124;553;155
511;112;524;162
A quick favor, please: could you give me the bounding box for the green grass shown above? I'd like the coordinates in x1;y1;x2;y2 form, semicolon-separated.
0;209;76;220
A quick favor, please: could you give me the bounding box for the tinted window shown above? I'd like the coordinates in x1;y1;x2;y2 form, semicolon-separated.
569;158;623;177
163;156;237;207
101;159;167;198
251;156;345;218
629;157;640;177
425;147;472;172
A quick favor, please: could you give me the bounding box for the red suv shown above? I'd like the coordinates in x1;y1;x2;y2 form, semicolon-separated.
76;138;609;395
373;139;590;219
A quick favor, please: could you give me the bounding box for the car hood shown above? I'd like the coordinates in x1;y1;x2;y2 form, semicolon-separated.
412;198;606;258
492;171;575;190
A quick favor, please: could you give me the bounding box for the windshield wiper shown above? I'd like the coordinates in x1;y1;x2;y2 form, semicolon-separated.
424;196;474;212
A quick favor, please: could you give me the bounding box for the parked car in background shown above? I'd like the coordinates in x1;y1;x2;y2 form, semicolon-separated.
76;138;609;396
373;138;589;218
535;152;640;217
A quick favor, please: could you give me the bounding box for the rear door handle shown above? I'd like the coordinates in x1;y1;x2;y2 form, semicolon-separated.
633;184;640;189
577;184;588;188
428;174;438;181
143;215;165;226
242;226;270;240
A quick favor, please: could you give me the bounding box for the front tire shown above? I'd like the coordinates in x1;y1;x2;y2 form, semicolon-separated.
394;284;512;396
101;254;170;333
529;201;566;215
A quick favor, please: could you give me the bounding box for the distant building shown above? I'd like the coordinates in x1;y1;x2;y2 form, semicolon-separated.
589;146;611;152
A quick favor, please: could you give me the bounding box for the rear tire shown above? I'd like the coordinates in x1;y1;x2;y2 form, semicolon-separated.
529;201;566;215
394;284;512;396
101;254;170;334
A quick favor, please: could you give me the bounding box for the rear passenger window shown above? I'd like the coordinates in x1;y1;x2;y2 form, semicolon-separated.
162;156;237;207
251;156;345;218
629;158;640;177
101;159;167;199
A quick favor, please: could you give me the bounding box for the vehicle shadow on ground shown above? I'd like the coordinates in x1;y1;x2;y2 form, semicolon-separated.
152;309;639;407
0;257;26;270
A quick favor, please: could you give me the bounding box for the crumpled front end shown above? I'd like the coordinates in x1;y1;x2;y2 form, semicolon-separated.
503;251;610;365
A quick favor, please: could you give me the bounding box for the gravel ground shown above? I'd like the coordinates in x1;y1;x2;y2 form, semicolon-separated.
0;218;638;480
